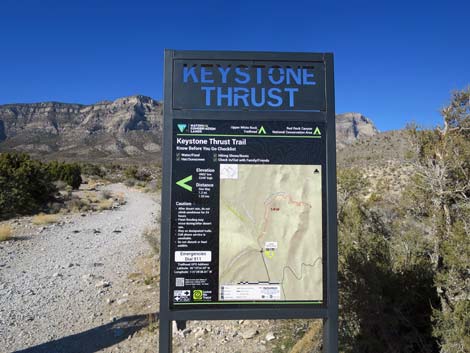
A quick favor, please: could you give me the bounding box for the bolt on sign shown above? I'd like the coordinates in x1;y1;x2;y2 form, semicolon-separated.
160;50;338;353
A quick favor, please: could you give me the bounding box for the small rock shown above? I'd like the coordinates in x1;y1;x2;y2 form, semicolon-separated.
241;328;258;339
106;298;114;304
194;328;207;339
81;273;94;280
52;272;61;277
116;298;128;305
181;328;192;337
72;230;80;233
95;280;111;288
265;332;276;341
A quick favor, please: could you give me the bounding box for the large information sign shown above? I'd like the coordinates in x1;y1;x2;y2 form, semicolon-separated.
160;51;337;353
171;120;326;307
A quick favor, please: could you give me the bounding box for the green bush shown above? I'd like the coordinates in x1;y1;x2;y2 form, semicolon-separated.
124;166;139;180
47;161;82;189
0;153;85;219
81;163;106;178
0;153;56;219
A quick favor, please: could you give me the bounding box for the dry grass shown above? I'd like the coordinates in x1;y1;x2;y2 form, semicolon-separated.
288;321;322;353
114;192;125;204
67;198;91;213
86;179;107;190
143;227;160;255
0;224;13;241
64;188;123;213
97;199;114;210
32;213;59;225
134;253;159;285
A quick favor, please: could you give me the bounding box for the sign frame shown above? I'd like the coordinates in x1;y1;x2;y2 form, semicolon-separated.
159;50;338;353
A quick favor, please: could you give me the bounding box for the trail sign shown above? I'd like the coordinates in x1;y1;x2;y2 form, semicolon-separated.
160;50;338;353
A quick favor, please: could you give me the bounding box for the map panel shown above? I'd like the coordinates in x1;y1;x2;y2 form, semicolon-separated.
219;164;323;301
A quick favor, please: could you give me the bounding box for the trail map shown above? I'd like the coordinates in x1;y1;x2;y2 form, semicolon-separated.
219;164;323;301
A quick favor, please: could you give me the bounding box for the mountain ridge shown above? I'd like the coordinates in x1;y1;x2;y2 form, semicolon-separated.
0;95;378;162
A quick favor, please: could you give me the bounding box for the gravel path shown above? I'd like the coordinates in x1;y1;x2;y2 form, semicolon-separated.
0;184;159;353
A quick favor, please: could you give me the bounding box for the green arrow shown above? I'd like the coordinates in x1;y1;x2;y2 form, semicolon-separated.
313;127;321;136
176;175;193;192
258;126;267;134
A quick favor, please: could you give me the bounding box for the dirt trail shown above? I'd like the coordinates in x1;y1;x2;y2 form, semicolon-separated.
0;184;159;353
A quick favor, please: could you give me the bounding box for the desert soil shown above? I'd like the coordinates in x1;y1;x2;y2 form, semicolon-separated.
0;184;160;353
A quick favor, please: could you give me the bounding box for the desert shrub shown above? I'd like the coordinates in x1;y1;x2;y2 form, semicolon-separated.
99;190;112;200
338;167;439;353
47;161;82;189
81;163;106;178
0;153;56;219
0;224;12;241
124;178;136;187
124;165;152;182
145;178;162;193
54;180;69;190
124;166;139;180
67;197;91;212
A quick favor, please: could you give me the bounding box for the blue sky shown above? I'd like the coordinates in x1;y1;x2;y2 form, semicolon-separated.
0;0;469;131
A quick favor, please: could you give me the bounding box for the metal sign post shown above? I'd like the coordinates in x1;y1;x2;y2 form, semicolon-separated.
160;50;337;353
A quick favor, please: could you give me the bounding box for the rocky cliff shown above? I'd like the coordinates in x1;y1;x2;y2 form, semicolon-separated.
336;112;379;148
0;95;163;162
0;96;377;162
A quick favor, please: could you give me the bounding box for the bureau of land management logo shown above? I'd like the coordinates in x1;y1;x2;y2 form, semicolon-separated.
193;289;203;301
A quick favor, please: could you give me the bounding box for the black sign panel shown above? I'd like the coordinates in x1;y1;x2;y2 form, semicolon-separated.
169;120;327;309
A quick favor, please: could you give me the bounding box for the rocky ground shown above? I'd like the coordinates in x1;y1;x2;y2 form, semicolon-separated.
0;183;318;353
0;184;159;352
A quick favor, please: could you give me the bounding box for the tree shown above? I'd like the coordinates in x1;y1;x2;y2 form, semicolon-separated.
338;168;438;353
407;88;470;352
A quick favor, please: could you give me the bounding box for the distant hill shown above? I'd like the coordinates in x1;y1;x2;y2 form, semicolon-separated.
0;95;378;163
